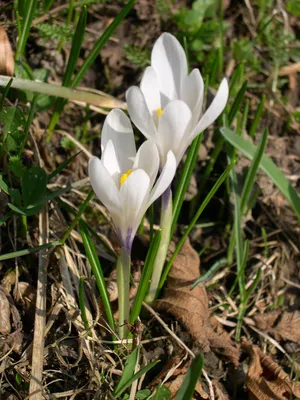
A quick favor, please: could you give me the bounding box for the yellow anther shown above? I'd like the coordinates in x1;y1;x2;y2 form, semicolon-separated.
120;169;132;187
157;108;163;118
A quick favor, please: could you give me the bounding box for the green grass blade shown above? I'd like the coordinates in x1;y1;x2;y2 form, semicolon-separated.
249;94;266;139
171;134;203;237
79;220;115;334
192;258;227;288
229;63;244;97
18;95;37;156
114;347;139;395
47;0;134;131
130;230;162;324
227;143;245;299
0;75;121;107
50;7;87;127
228;80;248;125
245;267;262;300
235;239;249;341
48;151;81;181
63;7;87;85
42;0;55;12
175;354;204;400
0;240;60;261
78;277;91;334
60;191;93;244
0;77;13;108
114;359;160;398
240;128;268;214
159;161;235;291
220;127;300;219
72;0;135;89
15;0;38;59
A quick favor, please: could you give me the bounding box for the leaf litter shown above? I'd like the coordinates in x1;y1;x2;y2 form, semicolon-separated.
242;339;300;400
156;238;239;366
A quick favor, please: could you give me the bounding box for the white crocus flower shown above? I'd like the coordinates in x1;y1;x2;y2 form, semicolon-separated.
88;108;176;254
126;32;229;166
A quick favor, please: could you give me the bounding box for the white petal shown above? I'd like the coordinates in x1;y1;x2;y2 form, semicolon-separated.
102;139;120;186
181;69;204;126
189;78;229;141
158;100;192;165
126;86;157;141
140;67;161;116
88;157;121;212
101;109;136;173
151;32;188;106
148;150;176;206
119;169;151;246
133;140;159;188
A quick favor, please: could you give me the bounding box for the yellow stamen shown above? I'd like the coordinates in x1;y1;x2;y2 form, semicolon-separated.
157;108;163;118
120;169;132;187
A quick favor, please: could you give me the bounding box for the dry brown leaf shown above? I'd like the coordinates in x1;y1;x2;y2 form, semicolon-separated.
242;339;300;400
0;286;11;334
157;238;239;366
0;285;23;352
0;26;14;76
165;374;209;399
254;310;300;343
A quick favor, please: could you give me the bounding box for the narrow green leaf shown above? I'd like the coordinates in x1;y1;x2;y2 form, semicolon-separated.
228;80;248;125
175;354;204;400
0;240;60;261
192;258;227;288
51;7;87;121
15;0;38;58
249;94;265;139
0;175;9;194
153;384;171;400
48;151;81;181
22;167;47;208
227;142;245;298
114;359;160;398
160;161;235;290
78;277;91;334
79;220;115;334
171;133;203;237
0;77;13;108
48;0;135;131
42;0;55;12
72;0;135;89
114;347;139;395
130;230;162;324
220;127;300;219
240;128;268;214
245;268;262;300
18;95;37;156
60;191;93;244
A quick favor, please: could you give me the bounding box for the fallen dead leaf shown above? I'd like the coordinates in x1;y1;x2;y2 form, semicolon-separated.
0;26;14;76
242;339;300;400
0;285;23;352
157;238;239;366
165;373;209;400
0;285;11;334
254;310;300;343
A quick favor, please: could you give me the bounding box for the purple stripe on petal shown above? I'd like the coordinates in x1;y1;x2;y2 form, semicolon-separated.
125;227;133;254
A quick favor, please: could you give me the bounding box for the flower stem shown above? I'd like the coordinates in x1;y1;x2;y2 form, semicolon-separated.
116;247;131;339
146;187;172;303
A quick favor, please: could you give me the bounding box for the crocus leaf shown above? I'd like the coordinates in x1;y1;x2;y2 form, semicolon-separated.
22;166;47;208
220;127;300;220
175;354;204;400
